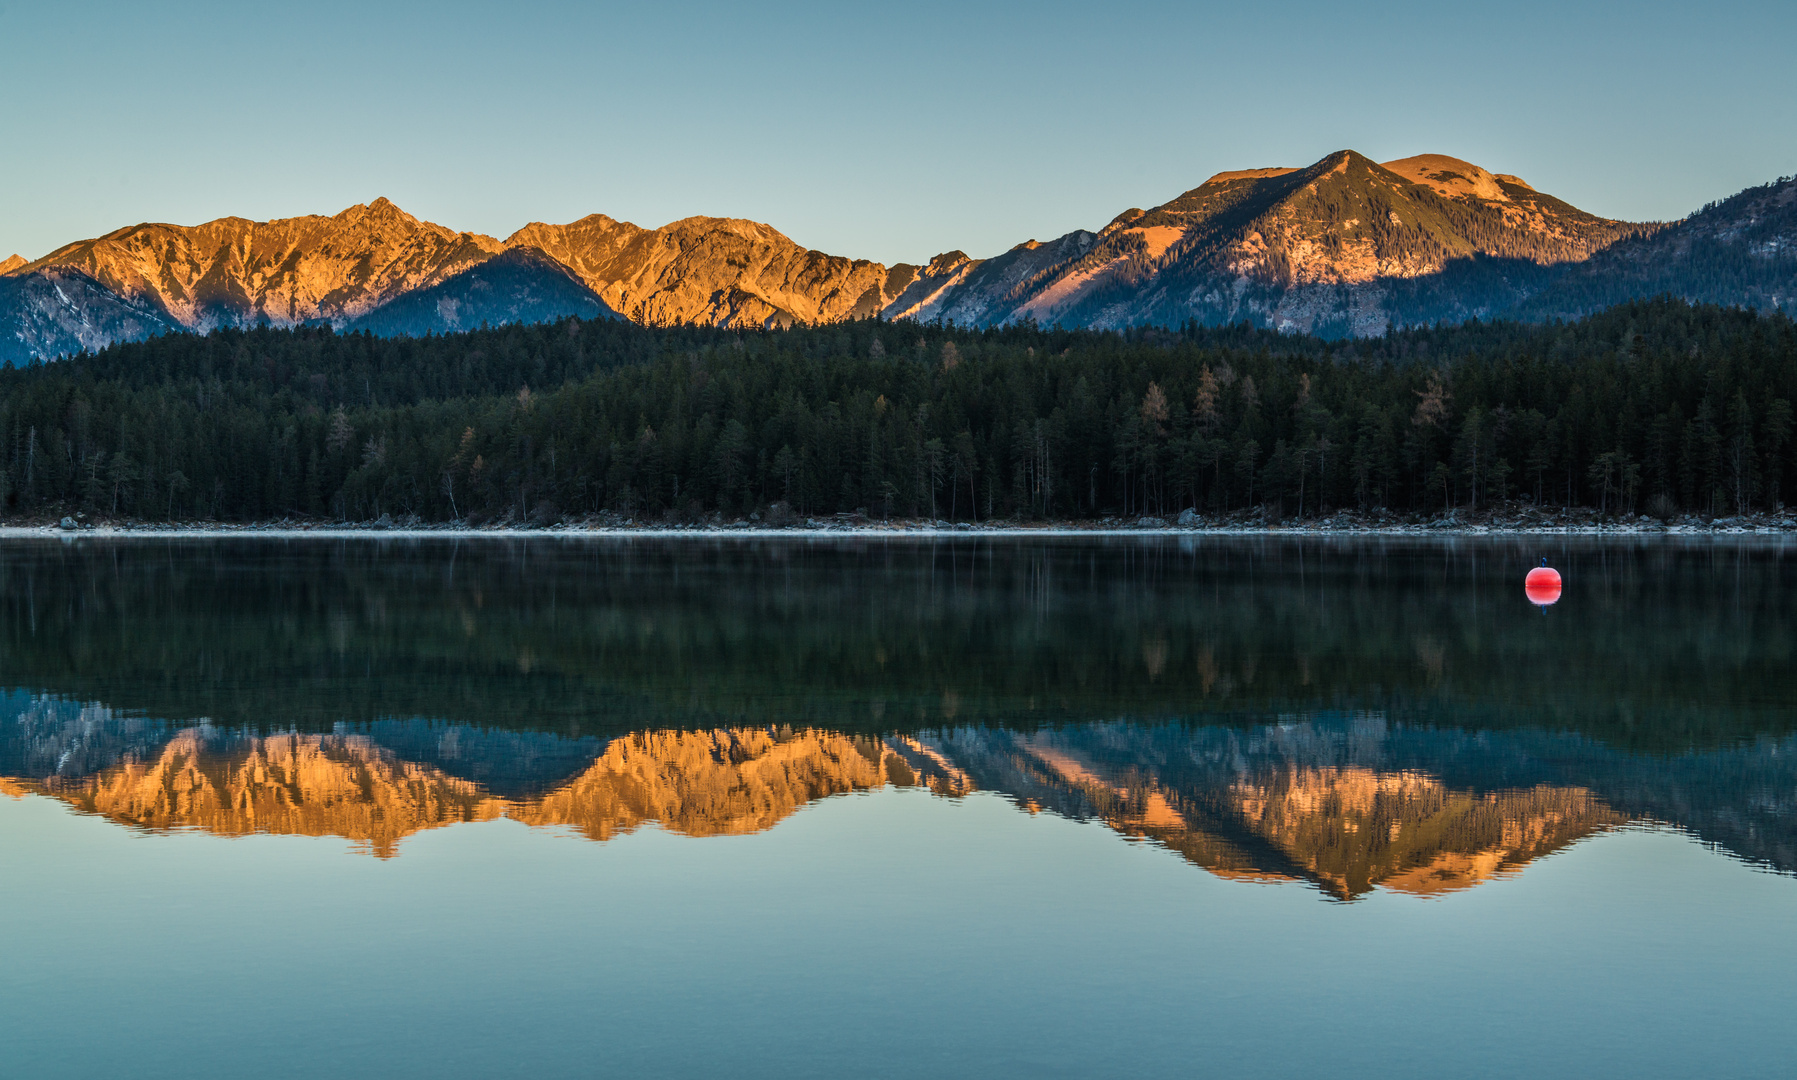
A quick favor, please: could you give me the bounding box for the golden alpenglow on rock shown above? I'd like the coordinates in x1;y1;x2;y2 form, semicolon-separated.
6;724;1620;897
11;727;927;855
945;730;1625;900
504;216;901;328
514;728;898;840
979;150;1658;336
21;730;507;858
12;204;910;336
1214;767;1621;899
7;145;1703;361
18;199;506;332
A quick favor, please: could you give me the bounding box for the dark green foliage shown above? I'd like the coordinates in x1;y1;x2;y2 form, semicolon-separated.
0;298;1793;522
1519;176;1797;320
0;538;1791;753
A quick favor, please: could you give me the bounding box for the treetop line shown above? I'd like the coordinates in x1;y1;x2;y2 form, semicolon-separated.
1;298;1792;524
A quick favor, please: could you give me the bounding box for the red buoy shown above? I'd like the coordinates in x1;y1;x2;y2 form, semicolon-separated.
1525;564;1562;607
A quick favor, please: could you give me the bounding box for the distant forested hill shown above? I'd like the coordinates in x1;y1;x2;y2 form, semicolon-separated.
1516;176;1797;319
0;300;1791;524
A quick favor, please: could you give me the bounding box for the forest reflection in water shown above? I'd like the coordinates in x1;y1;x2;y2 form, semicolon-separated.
1;534;1794;900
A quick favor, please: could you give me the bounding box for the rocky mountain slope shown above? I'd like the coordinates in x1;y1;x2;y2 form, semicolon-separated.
508;214;905;327
6;153;1793;360
16;197;504;332
0;265;176;367
5;203;912;358
914;150;1657;336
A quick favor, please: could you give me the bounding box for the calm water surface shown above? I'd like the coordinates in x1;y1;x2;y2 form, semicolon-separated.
2;536;1794;1078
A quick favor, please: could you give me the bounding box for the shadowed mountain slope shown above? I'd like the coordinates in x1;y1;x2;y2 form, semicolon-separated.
0;266;176;366
344;247;621;337
1516;175;1797;319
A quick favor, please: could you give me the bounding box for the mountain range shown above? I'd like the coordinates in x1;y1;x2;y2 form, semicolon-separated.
3;149;1793;362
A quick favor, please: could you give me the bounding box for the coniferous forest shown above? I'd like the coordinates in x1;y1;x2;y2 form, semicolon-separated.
0;298;1793;525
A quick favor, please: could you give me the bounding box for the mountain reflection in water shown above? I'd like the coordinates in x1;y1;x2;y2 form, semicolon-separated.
2;536;1795;901
9;702;1793;900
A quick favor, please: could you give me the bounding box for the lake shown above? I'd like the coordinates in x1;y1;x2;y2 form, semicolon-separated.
2;535;1794;1078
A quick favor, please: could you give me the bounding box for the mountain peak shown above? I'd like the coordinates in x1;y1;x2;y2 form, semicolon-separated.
336;197;420;226
959;146;1658;337
508;212;621;237
923;251;972;276
1201;167;1299;186
0;254;26;276
660;215;796;247
1380;154;1511;202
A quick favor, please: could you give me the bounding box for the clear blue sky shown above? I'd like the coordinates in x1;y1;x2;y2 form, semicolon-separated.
2;0;1792;266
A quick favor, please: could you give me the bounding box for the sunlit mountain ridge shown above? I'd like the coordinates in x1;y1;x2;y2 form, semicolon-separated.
3;152;1791;360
